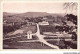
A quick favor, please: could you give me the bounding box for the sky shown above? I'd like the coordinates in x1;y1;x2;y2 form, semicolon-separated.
3;2;77;14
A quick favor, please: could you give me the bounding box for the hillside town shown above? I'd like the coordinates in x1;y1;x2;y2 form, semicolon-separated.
3;13;77;49
3;2;77;49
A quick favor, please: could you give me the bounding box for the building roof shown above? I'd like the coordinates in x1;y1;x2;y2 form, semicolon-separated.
39;21;49;25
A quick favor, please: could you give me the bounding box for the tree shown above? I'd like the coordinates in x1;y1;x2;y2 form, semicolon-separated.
33;18;42;23
63;2;77;14
65;14;77;25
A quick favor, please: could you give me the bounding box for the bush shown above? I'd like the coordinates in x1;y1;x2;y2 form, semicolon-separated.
3;25;21;34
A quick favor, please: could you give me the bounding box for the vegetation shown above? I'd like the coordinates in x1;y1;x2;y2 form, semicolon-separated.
65;14;77;25
3;11;77;49
63;2;77;14
3;24;21;34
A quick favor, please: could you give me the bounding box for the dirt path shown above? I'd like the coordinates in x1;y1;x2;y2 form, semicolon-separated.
35;23;59;49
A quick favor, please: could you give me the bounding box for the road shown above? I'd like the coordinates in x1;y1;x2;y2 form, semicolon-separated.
33;23;59;49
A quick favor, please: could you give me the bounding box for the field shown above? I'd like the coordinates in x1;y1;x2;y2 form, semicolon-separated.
3;12;77;49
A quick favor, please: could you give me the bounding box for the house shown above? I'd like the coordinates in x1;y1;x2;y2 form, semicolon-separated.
27;22;36;26
38;21;49;25
42;17;54;25
43;17;47;21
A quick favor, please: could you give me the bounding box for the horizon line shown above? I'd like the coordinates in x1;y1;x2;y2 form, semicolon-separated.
3;11;66;14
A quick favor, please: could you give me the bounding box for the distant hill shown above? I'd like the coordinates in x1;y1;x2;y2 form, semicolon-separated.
17;12;50;18
3;12;65;18
3;12;18;16
3;12;65;24
3;12;19;18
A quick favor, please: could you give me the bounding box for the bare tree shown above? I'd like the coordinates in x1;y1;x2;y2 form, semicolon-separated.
63;2;78;14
